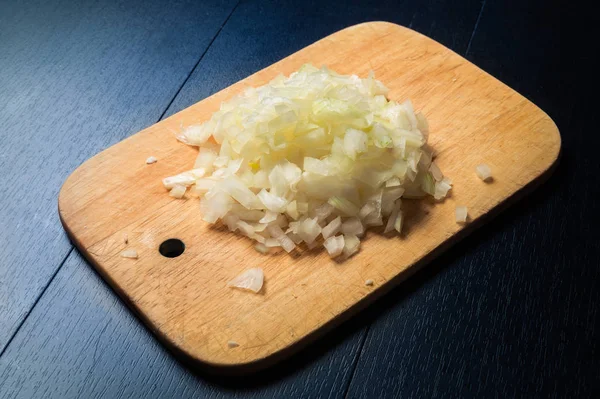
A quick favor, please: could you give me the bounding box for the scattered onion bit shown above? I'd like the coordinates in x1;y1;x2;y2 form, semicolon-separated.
455;206;468;224
227;267;264;293
120;249;138;259
475;164;493;182
365;279;374;286
227;340;239;349
145;156;157;164
163;65;451;257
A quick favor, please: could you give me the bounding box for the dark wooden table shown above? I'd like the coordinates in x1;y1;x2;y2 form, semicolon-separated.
1;0;598;397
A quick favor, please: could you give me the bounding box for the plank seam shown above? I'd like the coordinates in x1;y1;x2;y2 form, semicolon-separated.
342;324;371;399
466;0;487;56
0;0;242;360
156;0;243;122
0;247;74;357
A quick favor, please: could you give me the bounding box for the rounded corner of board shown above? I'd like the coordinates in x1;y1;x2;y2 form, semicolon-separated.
168;343;278;375
535;108;563;170
341;20;412;36
57;170;78;220
57;153;100;230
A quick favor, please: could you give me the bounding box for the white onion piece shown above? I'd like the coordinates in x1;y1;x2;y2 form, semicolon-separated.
288;232;303;244
434;177;453;200
236;220;255;236
328;196;359;216
313;202;334;222
200;191;232;223
385;177;401;187
227;268;264;293
251;223;267;232
358;202;376;219
393;210;403;233
254;243;269;254
278;235;296;253
253;170;270;188
121;249;138;259
297;218;321;244
382;188;404;215
429;162;443;181
145;156;157;164
163;172;197;189
259;210;278;224
190;168;207;178
323;235;345;257
322;216;342;239
267;224;296;252
342;234;360;258
475;164;493;182
455;206;468;223
213;156;229;168
363;214;383;227
258;189;288;212
194;148;217;169
177;124;211;145
223;214;239;231
304;157;330;175
169;185;186;199
384;201;402;233
286;201;299;220
251;233;266;244
229;206;264;222
344;128;368;159
190;178;216;196
264;238;280;248
341;217;364;236
220;177;261;209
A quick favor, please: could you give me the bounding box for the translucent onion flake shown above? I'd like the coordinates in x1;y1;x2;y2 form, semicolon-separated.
323;235;345;258
475;164;493;182
455;206;468;224
163;64;452;258
120;249;138;259
227;267;264;293
169;185;186;198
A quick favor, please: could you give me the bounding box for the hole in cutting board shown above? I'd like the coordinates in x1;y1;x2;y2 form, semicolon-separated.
159;239;185;258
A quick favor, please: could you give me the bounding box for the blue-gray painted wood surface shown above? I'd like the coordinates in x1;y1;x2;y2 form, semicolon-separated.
0;0;238;350
2;0;598;397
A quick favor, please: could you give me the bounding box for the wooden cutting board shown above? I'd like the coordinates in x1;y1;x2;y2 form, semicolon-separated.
58;21;560;373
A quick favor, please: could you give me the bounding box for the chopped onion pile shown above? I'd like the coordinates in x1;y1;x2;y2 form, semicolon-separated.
164;65;451;258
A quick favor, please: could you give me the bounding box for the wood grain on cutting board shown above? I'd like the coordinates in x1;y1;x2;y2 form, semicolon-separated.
58;22;560;371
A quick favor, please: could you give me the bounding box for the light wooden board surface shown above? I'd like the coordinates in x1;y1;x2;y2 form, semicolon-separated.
58;21;560;372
